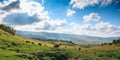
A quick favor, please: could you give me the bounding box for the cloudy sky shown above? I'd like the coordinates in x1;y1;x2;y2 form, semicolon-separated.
0;0;120;37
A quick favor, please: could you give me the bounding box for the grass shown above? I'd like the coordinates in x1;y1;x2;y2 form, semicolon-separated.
0;29;120;60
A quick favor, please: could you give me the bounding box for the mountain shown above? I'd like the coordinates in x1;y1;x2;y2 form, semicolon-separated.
16;30;119;43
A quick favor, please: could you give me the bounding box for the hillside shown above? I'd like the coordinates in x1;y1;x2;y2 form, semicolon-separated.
0;26;120;60
0;29;54;60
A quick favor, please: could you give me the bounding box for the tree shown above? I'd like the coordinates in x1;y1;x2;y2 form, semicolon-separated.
112;39;120;44
0;24;16;35
112;39;117;44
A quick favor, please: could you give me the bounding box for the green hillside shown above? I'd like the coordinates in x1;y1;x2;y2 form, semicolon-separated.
0;25;120;60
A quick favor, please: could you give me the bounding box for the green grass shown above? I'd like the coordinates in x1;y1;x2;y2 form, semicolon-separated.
0;29;120;60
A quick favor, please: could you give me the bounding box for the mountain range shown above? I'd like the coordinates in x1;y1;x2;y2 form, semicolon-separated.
16;30;119;43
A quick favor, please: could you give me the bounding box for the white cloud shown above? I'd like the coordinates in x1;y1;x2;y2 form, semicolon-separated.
69;0;113;9
0;0;50;21
49;19;66;28
66;9;76;16
14;19;66;31
94;22;120;37
0;0;66;32
69;22;94;35
65;22;120;37
95;21;111;31
70;22;92;30
94;21;120;34
100;0;113;6
83;13;101;23
70;0;99;9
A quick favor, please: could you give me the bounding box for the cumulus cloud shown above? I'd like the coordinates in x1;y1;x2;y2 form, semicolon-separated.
70;0;99;9
70;22;92;30
14;19;66;31
83;13;101;23
69;0;113;9
0;0;49;24
100;0;113;6
94;22;120;37
0;0;66;32
68;22;120;37
1;0;20;11
66;9;76;16
95;21;111;31
2;13;40;25
94;21;120;33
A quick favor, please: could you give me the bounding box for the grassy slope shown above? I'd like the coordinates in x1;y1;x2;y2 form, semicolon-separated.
0;29;53;60
0;29;120;60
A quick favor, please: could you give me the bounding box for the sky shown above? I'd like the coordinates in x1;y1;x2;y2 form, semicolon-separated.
0;0;120;37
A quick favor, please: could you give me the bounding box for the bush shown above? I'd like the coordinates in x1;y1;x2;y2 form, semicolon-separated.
59;53;68;60
0;46;6;50
31;42;35;44
11;42;17;46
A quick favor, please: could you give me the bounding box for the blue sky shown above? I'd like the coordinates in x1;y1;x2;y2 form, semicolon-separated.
44;0;120;25
0;0;120;37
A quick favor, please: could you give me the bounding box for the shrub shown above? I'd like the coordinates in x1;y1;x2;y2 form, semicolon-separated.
16;49;20;53
59;53;68;60
7;45;11;47
98;54;103;57
109;43;112;45
74;57;78;60
31;42;35;44
11;42;17;46
0;46;6;50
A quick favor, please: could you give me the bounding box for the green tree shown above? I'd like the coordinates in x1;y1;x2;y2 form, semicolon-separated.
0;24;16;35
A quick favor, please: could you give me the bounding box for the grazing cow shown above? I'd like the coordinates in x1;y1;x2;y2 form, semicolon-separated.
54;44;59;48
78;48;81;50
38;43;42;46
26;41;30;43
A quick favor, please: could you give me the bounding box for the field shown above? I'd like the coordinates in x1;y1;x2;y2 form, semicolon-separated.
0;29;120;60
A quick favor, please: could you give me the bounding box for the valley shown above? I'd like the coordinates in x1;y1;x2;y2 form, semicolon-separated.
0;24;120;60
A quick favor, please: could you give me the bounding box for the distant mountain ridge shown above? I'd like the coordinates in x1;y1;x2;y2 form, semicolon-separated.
16;30;119;43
